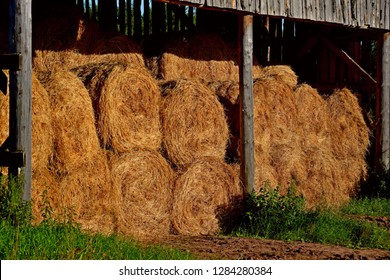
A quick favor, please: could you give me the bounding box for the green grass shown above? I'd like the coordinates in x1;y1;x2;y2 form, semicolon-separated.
0;175;194;260
230;181;390;250
340;197;390;217
0;220;194;260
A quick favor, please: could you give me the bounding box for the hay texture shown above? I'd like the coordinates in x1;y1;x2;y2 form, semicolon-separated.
160;79;229;167
259;65;298;89
36;70;115;233
72;62;162;152
159;32;262;81
172;157;243;235
32;73;54;171
109;150;174;239
37;70;101;175
0;71;9;146
326;88;370;197
33;35;144;72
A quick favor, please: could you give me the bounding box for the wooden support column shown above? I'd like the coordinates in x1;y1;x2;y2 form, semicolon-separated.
382;32;390;168
239;14;255;193
8;0;32;201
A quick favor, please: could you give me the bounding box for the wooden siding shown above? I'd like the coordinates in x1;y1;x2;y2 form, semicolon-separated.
159;0;390;30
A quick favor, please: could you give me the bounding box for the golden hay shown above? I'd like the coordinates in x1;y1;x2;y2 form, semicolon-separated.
32;73;54;171
259;65;298;89
37;70;101;175
294;84;331;148
31;168;60;224
171;157;243;236
109;149;174;239
326;88;370;196
160;79;229;167
72;62;162;152
57;151;115;235
33;36;144;72
0;71;9;146
159;32;262;81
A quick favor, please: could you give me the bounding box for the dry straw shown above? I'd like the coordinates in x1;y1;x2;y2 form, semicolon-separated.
72;62;162;153
259;65;298;89
32;73;54;171
326;88;370;197
160;79;229;167
159;32;262;81
33;35;144;72
109;149;174;239
37;70;101;175
0;70;9;146
171;157;243;236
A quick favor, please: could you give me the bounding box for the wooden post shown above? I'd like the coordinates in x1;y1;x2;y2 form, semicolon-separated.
8;0;32;201
239;14;255;193
382;32;390;168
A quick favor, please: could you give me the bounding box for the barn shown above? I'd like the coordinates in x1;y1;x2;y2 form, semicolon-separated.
0;0;389;236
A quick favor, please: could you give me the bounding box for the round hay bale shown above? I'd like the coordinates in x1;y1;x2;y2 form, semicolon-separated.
327;88;370;160
37;70;101;175
72;62;162;152
160;79;229;167
32;73;54;171
159;32;262;81
326;88;370;196
109;149;174;239
259;65;298;89
58;151;114;235
171;157;243;236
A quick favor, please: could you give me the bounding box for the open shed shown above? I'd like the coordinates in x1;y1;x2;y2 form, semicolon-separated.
1;0;389;205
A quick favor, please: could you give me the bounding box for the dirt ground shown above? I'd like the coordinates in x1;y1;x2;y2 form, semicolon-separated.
147;216;390;260
153;235;390;260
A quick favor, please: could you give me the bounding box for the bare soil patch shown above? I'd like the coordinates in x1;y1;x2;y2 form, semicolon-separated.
148;235;390;260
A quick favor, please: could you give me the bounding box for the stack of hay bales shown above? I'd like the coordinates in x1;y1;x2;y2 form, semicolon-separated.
24;4;371;238
36;70;114;234
159;79;243;235
202;65;370;209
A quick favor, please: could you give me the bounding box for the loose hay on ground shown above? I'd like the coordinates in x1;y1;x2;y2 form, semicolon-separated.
160;79;229;167
172;157;243;236
109;150;174;239
72;62;162;152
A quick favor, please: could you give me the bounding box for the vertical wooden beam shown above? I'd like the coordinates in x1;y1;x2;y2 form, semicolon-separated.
239;14;255;193
382;32;390;168
8;0;32;201
375;33;383;170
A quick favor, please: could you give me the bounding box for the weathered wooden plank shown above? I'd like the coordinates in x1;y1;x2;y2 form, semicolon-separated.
239;14;255;193
8;0;32;201
144;0;150;35
158;0;390;30
382;32;390;168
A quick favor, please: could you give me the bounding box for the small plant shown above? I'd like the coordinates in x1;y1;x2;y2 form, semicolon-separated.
0;175;32;226
234;180;314;239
